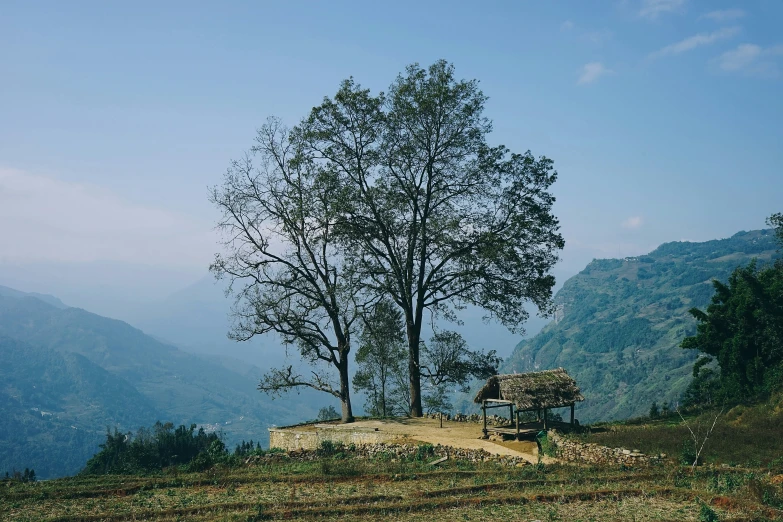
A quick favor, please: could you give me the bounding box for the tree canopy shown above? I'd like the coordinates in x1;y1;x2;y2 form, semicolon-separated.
297;60;563;415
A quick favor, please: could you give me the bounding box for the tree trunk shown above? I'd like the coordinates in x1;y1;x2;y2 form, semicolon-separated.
338;352;354;423
407;318;423;417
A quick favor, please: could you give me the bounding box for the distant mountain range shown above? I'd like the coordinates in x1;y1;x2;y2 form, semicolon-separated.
499;229;780;422
0;289;321;479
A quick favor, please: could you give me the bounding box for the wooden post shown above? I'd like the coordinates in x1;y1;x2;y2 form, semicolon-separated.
570;403;575;427
482;401;487;437
440;412;443;428
516;410;520;440
543;408;548;430
509;403;513;425
536;409;541;422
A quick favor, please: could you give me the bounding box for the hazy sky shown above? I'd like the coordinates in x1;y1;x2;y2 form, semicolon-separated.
2;0;782;281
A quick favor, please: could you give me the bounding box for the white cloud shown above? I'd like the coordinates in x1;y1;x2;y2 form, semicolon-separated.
715;43;783;76
701;9;745;21
585;30;613;45
639;0;686;19
577;62;613;85
718;43;762;70
650;26;740;57
0;168;216;268
622;216;644;229
561;20;574;31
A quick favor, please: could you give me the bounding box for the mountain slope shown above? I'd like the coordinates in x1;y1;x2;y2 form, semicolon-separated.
0;294;320;478
0;335;160;478
0;284;68;309
501;229;780;423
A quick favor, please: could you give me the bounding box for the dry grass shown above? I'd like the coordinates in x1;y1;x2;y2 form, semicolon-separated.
581;403;783;468
3;455;781;521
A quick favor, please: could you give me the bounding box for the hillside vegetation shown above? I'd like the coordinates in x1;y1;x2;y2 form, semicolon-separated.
0;292;319;479
501;229;779;422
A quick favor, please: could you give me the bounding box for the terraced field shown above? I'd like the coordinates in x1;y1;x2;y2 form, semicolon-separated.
3;456;782;521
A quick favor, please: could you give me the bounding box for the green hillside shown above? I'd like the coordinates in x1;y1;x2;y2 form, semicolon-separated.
501;229;780;423
0;294;319;478
0;336;161;478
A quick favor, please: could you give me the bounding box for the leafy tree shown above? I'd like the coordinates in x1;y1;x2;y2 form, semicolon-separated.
352;300;408;417
210;119;369;422
649;402;659;418
297;60;563;415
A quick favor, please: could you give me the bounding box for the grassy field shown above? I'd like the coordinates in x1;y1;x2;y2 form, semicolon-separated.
3;453;783;521
580;401;783;468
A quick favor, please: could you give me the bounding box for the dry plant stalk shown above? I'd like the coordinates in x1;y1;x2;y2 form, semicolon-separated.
676;404;724;473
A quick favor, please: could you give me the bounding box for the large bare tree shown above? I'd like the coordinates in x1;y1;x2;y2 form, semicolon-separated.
299;61;565;416
210;118;364;422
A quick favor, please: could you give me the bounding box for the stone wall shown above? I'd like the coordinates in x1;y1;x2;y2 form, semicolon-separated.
547;430;665;466
247;442;531;467
269;424;396;451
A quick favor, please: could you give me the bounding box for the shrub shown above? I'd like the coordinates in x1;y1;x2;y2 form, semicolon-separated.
82;422;228;475
698;502;719;522
316;439;344;458
2;468;36;483
536;433;557;458
415;444;435;461
679;439;701;467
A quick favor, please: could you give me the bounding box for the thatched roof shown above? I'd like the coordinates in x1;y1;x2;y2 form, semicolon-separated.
473;368;584;411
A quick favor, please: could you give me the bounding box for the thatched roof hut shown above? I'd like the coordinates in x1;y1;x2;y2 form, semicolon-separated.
473;367;584;411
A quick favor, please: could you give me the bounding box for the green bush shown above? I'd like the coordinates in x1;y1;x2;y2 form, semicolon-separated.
679;440;701;467
82;422;228;475
414;444;435;461
698;502;719;522
316;440;344;458
536;433;557;458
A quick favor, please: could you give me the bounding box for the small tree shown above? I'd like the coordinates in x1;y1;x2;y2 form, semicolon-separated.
419;330;501;414
649;402;660;418
676;404;724;473
768;212;783;247
316;405;340;421
420;331;500;393
352;300;408;417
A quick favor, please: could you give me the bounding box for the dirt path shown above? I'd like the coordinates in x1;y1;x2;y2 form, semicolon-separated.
346;417;556;465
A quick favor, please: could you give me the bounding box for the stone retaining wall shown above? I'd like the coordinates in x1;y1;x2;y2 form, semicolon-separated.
547;430;664;466
269;425;396;451
247;442;531;467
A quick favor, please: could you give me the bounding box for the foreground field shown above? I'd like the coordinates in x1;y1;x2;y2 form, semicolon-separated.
3;454;783;521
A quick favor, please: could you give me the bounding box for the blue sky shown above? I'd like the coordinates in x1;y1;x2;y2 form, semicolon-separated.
1;0;782;282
